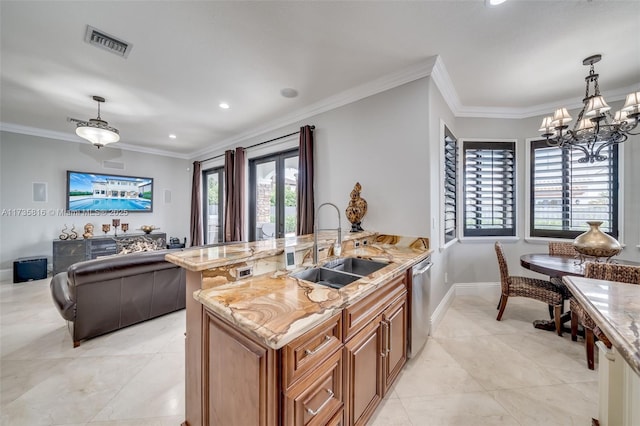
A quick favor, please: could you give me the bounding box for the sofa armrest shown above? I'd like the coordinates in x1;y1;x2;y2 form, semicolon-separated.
50;272;75;321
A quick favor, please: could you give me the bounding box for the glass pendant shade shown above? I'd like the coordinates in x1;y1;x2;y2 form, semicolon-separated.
75;119;120;147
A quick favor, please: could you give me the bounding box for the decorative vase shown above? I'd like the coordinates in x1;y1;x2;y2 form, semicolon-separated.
573;221;622;261
345;182;367;232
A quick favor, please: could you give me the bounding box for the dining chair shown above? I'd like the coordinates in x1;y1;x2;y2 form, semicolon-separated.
547;241;578;307
494;242;564;335
548;241;579;257
570;262;640;369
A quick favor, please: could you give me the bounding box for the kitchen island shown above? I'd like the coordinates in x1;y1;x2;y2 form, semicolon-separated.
563;276;640;426
166;232;431;426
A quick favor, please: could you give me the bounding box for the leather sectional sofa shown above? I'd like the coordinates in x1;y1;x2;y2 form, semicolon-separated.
50;249;186;347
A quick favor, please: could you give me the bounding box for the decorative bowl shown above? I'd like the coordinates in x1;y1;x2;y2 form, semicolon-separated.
140;225;158;234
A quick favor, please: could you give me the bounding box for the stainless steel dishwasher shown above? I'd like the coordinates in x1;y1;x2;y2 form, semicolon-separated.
408;256;432;358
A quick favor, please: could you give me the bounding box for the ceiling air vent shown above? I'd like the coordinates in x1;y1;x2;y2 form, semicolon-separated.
84;25;132;58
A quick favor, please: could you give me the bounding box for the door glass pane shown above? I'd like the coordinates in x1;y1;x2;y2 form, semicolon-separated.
205;171;222;244
284;156;299;237
255;160;277;240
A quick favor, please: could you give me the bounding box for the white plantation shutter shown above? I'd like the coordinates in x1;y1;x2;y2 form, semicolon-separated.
444;128;457;243
530;140;618;238
463;141;516;237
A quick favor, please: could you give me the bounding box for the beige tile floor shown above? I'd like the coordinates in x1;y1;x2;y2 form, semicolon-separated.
1;278;597;425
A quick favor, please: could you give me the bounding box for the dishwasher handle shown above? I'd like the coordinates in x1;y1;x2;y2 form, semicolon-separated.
413;260;433;276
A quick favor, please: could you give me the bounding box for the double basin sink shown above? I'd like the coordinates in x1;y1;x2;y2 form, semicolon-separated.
291;257;389;289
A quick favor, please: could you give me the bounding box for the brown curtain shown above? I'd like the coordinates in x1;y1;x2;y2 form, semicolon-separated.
296;125;315;235
232;147;246;241
189;160;203;246
223;150;235;242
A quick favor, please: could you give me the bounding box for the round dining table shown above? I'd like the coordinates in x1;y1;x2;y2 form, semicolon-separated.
520;253;640;278
519;253;640;333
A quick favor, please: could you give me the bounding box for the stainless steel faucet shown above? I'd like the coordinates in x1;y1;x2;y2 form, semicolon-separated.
313;202;342;264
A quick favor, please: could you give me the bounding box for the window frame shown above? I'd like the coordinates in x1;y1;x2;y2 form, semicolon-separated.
461;139;517;238
526;138;620;240
202;166;224;245
248;148;299;242
440;122;458;249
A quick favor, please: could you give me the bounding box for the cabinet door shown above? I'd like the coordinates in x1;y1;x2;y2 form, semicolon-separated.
202;309;278;426
382;294;407;393
344;317;383;426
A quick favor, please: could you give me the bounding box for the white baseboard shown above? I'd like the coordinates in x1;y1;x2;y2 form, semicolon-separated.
455;281;500;296
430;284;455;333
0;268;11;282
430;282;500;334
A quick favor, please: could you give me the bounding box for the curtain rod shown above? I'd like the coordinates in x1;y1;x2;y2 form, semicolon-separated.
199;125;315;163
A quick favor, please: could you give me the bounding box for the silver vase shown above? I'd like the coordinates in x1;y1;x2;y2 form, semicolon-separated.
573;221;621;260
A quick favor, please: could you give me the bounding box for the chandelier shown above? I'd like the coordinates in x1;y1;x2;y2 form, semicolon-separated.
538;54;639;163
70;96;120;148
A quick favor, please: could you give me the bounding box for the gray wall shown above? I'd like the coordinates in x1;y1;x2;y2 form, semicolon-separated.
0;132;191;274
450;102;640;285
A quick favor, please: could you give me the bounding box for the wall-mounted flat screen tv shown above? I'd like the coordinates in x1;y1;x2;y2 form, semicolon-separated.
66;171;153;212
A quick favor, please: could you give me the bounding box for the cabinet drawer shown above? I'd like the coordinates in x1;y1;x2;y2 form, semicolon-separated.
343;274;407;341
282;312;342;388
283;349;343;426
326;408;344;426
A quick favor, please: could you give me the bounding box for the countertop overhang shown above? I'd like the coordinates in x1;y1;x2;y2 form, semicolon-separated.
563;275;640;376
166;233;432;349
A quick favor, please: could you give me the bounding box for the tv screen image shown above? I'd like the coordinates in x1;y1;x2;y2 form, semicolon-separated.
66;171;153;212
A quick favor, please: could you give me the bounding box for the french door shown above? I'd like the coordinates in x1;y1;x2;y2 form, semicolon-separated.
249;149;299;241
203;167;224;244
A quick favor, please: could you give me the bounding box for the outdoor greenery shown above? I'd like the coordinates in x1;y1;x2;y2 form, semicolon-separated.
208;180;219;205
270;186;296;207
269;214;297;233
141;191;152;200
69;191;92;196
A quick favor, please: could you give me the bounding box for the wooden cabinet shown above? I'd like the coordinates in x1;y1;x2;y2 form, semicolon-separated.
382;294;407;393
202;308;278;426
343;274;408;426
283;349;344;426
194;271;408;426
344;317;384;426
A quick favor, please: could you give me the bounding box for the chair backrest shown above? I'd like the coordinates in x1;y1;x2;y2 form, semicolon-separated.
548;242;578;256
494;242;510;291
584;262;640;284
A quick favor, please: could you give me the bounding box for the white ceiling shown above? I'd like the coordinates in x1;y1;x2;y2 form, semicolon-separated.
1;1;639;158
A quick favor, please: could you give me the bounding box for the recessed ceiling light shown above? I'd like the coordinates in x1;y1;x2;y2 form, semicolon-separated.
280;88;298;98
169;134;177;139
219;102;230;109
486;0;507;5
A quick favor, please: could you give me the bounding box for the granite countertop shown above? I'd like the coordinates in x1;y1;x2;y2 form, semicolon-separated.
167;233;431;349
165;231;378;272
563;276;640;376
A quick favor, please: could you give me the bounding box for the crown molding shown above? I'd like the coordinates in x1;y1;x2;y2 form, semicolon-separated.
190;56;440;160
0;122;190;159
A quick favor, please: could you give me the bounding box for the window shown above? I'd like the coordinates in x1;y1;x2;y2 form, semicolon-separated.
530;140;618;239
249;149;299;241
443;126;458;243
203;167;224;244
463;141;516;237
